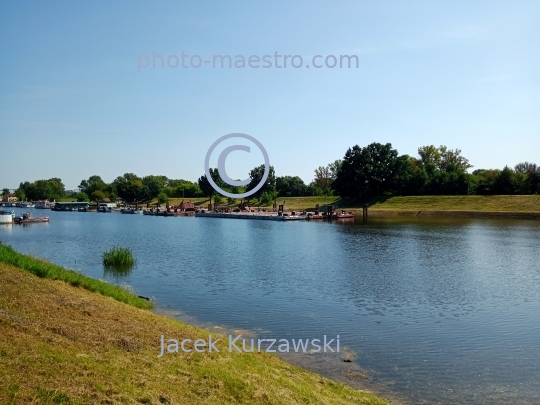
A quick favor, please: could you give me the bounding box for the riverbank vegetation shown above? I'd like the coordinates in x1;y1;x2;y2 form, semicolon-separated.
6;143;539;205
102;246;136;268
0;255;388;404
0;244;151;309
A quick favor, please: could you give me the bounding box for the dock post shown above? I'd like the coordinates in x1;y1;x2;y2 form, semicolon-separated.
363;204;368;223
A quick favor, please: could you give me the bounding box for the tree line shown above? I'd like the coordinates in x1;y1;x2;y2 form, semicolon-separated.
6;143;539;203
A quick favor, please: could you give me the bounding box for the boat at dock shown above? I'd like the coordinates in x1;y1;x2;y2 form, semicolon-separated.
121;208;142;214
14;212;49;224
0;210;14;224
18;201;35;208
35;200;53;209
282;214;307;220
336;211;355;219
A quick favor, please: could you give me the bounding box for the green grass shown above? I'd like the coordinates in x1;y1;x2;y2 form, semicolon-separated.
231;195;540;213
0;244;151;309
102;246;136;268
0;255;388;404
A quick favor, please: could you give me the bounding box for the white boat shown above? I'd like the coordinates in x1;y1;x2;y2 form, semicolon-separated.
282;213;307;221
19;201;35;208
0;210;14;224
121;208;142;214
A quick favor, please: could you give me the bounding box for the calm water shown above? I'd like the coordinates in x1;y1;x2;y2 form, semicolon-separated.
2;209;540;404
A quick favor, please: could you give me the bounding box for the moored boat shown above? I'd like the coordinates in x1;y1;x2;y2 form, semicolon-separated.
35;200;53;209
336;211;355;219
19;201;35;208
121;208;142;214
0;210;14;224
282;212;308;221
14;212;49;224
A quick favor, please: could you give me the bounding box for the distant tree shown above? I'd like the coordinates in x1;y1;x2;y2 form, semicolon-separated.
334;143;402;197
166;179;202;198
259;190;278;206
91;190;107;202
78;175;107;197
142;175;168;201
15;188;25;201
276;176;308;197
245;165;276;200
213;194;223;205
198;168;223;204
313;166;332;192
514;162;537;174
74;192;89;202
418;145;472;172
515;162;540;194
17;178;65;200
227;197;236;206
2;188;9;201
113;173;144;202
157;192;169;205
492;166;518;195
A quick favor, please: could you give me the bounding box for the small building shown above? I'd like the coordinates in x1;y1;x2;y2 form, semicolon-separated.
2;194;18;202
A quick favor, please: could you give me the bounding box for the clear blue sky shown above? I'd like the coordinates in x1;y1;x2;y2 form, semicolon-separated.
1;1;539;189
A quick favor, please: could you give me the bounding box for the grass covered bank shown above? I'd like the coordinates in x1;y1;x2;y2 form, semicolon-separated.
275;195;540;213
0;251;388;404
166;195;540;215
0;244;151;309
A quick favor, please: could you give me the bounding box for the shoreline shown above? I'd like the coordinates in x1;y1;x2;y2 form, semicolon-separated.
0;246;390;404
362;209;540;220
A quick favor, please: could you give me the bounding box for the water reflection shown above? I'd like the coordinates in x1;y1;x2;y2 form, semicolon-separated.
103;264;134;281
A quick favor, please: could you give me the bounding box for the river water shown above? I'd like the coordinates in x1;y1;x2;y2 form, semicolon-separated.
1;209;539;404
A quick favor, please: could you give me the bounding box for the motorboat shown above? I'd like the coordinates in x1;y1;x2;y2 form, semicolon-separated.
18;201;35;208
14;212;49;224
336;211;355;219
121;208;142;214
282;211;307;221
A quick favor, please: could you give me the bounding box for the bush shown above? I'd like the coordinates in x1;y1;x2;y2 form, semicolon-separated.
102;246;136;267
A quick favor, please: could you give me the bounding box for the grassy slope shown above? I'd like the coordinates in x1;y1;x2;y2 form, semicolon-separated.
0;261;388;405
67;195;540;213
251;195;540;212
0;244;151;309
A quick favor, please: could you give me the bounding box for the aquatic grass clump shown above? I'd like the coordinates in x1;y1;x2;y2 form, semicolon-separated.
102;246;136;268
0;244;151;309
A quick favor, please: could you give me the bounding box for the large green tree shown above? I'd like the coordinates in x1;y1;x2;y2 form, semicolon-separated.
142;175;168;201
17;178;65;201
78;175;107;197
112;173;144;202
245;164;276;200
334;143;402;197
276;176;308;197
